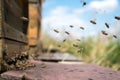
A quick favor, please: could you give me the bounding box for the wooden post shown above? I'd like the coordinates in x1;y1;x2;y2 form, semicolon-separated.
28;0;43;59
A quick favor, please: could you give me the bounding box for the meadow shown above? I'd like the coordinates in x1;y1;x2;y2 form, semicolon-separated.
42;33;120;71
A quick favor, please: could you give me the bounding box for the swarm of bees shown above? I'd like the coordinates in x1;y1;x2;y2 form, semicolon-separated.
3;52;35;70
52;1;119;56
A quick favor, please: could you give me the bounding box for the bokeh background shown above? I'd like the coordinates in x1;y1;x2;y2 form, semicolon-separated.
41;0;120;71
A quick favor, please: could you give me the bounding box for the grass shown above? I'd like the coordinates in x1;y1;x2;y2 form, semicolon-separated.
42;33;120;71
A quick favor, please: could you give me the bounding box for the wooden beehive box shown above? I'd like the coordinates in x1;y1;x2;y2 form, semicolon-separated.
28;0;42;46
0;0;28;72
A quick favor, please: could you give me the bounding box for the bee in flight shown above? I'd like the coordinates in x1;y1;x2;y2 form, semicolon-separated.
115;16;120;20
113;35;117;39
63;39;66;42
77;48;83;54
73;44;79;47
105;23;109;28
90;20;96;24
54;29;59;33
69;25;74;28
80;27;85;30
101;30;108;35
76;39;81;41
65;31;70;35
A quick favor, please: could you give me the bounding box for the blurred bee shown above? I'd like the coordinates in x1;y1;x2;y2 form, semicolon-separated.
76;39;81;41
115;16;120;20
54;29;59;33
77;48;83;54
58;45;61;47
105;23;109;28
63;39;66;42
83;1;87;7
81;0;87;7
80;27;84;30
40;63;46;68
70;25;74;28
65;31;70;35
113;35;117;39
101;30;108;35
90;20;96;24
77;50;82;54
20;16;28;21
73;44;78;47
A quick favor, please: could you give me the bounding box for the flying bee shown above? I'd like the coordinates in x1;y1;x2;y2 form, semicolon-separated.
65;31;70;35
20;16;28;21
58;45;61;47
80;27;84;30
70;25;74;28
113;35;117;39
76;39;81;41
73;44;79;47
83;1;87;7
40;63;46;68
90;20;96;24
115;16;120;20
101;30;108;35
81;0;87;7
54;29;59;33
77;48;83;54
63;39;66;42
105;23;109;28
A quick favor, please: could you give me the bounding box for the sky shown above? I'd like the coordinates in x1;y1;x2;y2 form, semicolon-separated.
42;0;120;40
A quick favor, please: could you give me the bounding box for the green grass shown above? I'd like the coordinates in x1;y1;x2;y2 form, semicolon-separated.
42;33;120;71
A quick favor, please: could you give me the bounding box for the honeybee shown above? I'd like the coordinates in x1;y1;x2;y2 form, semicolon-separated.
83;1;87;6
113;35;117;38
20;16;28;21
77;48;83;54
115;16;120;20
63;39;66;42
65;31;70;35
70;25;74;28
80;27;84;30
76;39;81;41
105;23;109;28
54;29;59;33
81;0;87;7
101;31;108;35
73;44;79;47
90;20;96;24
58;45;61;47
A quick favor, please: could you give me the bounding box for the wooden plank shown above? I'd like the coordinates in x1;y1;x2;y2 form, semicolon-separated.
1;22;28;43
28;4;40;46
4;1;23;31
3;39;26;58
4;0;22;18
0;0;3;71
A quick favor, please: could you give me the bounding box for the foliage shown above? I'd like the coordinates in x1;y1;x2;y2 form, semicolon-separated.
42;33;120;71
